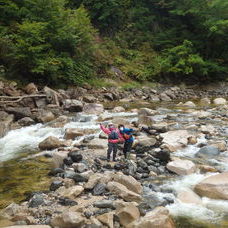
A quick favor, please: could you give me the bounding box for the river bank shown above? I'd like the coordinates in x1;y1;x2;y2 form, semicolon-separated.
0;81;227;228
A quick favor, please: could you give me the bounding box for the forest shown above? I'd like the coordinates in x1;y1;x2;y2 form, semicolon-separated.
0;0;227;86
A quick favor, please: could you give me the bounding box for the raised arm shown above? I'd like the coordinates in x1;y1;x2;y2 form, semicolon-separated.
100;124;111;135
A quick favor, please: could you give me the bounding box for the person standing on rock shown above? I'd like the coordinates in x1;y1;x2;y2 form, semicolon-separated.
100;123;123;162
118;124;134;159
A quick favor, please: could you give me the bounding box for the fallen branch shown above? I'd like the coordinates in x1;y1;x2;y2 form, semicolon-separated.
0;94;46;103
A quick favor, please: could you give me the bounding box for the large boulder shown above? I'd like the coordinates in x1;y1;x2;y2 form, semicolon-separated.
194;172;228;200
195;146;220;158
38;136;61;150
63;99;83;112
36;110;55;123
113;173;142;194
116;204;140;227
160;130;192;152
83;103;104;114
127;206;175;228
213;98;227;106
166;159;196;175
51;211;85;228
64;128;84;140
113;106;125;112
5;107;32;120
107;181;142;202
177;189;202;205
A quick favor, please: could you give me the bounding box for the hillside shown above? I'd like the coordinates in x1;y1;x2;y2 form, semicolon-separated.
0;0;227;86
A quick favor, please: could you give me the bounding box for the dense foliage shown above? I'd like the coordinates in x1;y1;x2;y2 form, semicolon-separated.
0;0;227;85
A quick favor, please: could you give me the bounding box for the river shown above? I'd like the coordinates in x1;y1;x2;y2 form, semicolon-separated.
0;100;227;227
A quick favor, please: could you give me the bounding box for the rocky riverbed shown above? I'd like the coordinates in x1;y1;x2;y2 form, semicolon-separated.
0;81;228;228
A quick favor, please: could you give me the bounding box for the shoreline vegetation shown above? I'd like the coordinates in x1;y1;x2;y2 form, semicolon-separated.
0;0;227;87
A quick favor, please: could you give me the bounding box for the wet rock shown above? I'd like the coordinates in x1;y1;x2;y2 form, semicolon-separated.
213;98;227;106
47;115;69;128
68;151;83;163
196;145;220;158
64;128;84;140
177;189;202;205
94;200;115;209
64;170;76;179
138;108;157;116
198;165;218;173
113;106;125;112
17;117;35;126
56;186;84;199
113;173;142;194
97;212;114;228
166;159;196;175
183;101;196;107
114;163;127;171
50;180;63;191
39;136;61;150
188;136;197;145
83;103;104;115
5;107;32;120
73;173;88;183
107;181;142;202
93;183;106;196
116;204;140;227
63;157;73;166
63;99;83;112
28;194;44;208
195;172;228;200
127;206;175;228
51;211;85;228
200;124;216;135
48;167;64;176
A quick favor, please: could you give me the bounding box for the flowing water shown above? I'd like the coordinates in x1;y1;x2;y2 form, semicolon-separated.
0;101;227;227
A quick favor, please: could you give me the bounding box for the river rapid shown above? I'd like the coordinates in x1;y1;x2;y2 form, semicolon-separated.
0;99;227;227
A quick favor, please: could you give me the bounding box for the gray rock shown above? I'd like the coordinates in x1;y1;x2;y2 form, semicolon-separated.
5;107;32;120
196;146;220;158
17;117;35;126
63;99;83;112
93;200;115;209
93;183;106;196
68;151;83;162
29;194;44;208
73;173;88;183
50;180;63;191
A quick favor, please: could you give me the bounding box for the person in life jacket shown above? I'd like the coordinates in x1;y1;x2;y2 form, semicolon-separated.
118;124;134;159
100;123;124;162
